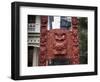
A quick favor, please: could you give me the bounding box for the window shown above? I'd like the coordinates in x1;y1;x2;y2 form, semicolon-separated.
60;16;71;29
28;15;36;31
28;15;36;23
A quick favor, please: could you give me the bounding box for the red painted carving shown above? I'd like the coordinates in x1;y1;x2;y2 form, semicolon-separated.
47;29;68;60
68;17;80;64
39;16;48;66
39;17;80;66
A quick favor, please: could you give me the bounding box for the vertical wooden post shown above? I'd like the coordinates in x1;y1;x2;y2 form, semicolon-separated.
69;17;80;64
39;16;48;66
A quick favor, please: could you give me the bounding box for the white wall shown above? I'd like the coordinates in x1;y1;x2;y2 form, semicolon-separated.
35;16;40;33
0;0;99;82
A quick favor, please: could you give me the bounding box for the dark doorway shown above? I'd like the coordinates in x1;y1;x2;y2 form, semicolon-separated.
28;46;34;67
48;57;70;65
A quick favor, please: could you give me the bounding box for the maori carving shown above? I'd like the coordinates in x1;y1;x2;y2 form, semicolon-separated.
68;17;80;64
39;16;80;66
39;16;48;66
47;29;68;60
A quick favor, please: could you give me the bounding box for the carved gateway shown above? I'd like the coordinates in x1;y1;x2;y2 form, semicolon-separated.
39;16;80;66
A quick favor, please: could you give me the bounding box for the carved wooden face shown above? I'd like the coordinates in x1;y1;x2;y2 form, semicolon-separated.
54;30;66;42
46;29;68;59
52;29;67;56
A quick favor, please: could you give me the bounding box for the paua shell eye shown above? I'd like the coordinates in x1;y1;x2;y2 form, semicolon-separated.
61;33;65;37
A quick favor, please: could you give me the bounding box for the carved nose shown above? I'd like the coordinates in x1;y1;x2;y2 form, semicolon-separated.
58;38;62;41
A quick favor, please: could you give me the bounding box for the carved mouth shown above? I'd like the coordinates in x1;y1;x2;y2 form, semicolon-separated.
54;54;65;56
